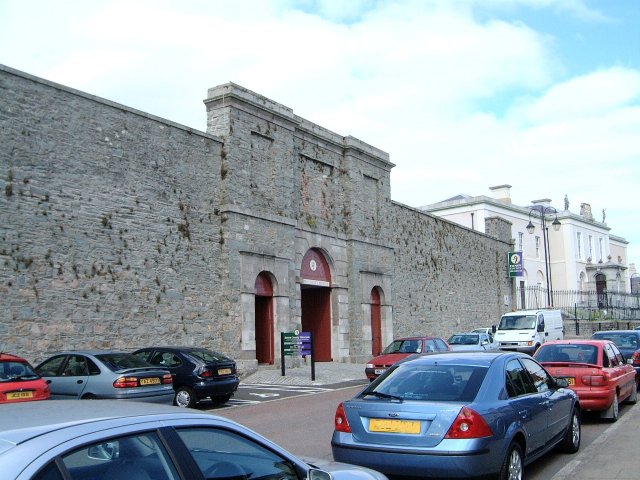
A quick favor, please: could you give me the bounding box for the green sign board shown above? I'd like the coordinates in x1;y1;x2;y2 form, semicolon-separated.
508;251;523;277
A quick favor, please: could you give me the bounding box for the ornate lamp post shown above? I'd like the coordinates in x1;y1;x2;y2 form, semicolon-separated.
526;206;561;307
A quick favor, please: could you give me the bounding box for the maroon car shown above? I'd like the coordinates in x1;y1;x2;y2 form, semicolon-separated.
365;336;451;381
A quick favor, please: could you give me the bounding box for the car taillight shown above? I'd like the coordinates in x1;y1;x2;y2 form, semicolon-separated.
582;375;607;386
199;368;214;378
113;376;139;388
162;374;173;384
334;403;352;433
445;407;493;439
632;352;640;365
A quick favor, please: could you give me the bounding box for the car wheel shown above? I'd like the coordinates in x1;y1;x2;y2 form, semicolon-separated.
625;383;638;404
601;391;619;422
557;407;580;453
174;387;196;408
499;442;523;480
211;394;232;405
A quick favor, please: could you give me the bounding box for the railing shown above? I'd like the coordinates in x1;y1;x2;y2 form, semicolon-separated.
515;286;640;336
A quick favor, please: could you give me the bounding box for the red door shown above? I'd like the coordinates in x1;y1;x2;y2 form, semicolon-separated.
371;288;382;356
301;287;332;361
255;273;274;365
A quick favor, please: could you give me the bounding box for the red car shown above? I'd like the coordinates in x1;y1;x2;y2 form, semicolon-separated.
365;336;451;381
0;353;50;403
534;339;637;421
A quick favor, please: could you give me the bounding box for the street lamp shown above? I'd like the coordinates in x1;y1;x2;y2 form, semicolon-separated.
526;205;561;307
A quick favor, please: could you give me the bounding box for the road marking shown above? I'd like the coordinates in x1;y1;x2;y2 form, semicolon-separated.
249;392;281;398
239;383;333;394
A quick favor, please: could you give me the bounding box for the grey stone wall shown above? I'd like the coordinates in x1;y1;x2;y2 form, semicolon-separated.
1;66;226;364
1;64;514;372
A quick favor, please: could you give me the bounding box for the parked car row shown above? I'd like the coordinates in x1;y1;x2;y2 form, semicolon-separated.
0;400;389;480
1;346;240;408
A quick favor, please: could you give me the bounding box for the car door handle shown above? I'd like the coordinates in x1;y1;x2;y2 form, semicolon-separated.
76;380;84;384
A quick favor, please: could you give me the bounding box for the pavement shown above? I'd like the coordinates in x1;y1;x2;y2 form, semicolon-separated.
240;361;640;480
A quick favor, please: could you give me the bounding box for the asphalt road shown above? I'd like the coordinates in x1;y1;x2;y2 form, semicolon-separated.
205;382;632;480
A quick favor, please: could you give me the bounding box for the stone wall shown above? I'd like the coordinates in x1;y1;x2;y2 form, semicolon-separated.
1;65;514;371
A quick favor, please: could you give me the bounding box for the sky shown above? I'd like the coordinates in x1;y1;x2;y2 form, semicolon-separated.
1;0;639;268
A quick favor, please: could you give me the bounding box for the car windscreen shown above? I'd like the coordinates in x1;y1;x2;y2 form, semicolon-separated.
498;315;536;330
96;353;153;370
364;364;488;402
448;334;479;345
382;340;421;354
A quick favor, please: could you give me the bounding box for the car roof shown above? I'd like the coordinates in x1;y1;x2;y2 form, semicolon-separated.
398;350;514;367
0;353;29;362
135;346;216;352
44;350;132;356
393;336;442;341
0;400;227;447
593;330;640;335
540;339;610;346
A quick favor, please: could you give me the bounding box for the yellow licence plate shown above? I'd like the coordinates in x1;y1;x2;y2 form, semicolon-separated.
370;419;421;434
140;377;161;385
218;368;232;375
566;378;575;386
7;391;34;400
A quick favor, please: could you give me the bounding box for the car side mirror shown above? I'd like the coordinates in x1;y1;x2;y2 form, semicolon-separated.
537;322;545;332
555;377;569;388
492;325;496;333
309;469;332;480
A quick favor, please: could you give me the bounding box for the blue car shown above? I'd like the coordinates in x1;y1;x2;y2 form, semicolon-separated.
332;351;581;479
592;330;640;378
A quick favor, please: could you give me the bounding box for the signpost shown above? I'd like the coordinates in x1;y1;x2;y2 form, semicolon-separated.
280;330;315;380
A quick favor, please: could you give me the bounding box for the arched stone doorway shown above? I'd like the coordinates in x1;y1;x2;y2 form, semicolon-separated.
370;287;382;356
255;272;275;365
300;249;332;362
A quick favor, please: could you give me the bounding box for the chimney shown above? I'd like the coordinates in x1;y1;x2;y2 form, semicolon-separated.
489;184;512;204
531;198;552;208
580;203;593;221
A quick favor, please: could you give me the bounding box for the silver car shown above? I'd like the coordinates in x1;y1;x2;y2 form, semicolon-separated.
35;350;174;403
447;332;500;351
0;400;389;480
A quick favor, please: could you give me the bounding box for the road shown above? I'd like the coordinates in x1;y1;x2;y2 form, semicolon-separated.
200;382;632;480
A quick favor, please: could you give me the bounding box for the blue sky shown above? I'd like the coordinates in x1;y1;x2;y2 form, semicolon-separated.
1;0;639;270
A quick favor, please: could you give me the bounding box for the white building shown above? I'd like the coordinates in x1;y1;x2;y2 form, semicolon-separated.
422;185;631;308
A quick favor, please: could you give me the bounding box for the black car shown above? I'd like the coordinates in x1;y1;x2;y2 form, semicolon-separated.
133;347;240;408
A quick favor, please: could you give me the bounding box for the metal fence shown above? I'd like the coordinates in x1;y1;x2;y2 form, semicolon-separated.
515;286;640;337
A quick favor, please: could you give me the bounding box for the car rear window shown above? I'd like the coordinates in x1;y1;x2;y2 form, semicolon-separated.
535;344;598;364
187;350;230;363
0;361;39;381
96;353;153;370
593;333;639;350
365;364;488;402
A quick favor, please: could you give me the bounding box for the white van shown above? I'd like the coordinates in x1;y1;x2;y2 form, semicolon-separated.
494;309;564;355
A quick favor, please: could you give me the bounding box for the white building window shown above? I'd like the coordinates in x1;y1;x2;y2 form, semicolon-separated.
535;236;541;259
588;235;593;260
517;232;523;252
577;232;583;260
599;238;604;262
